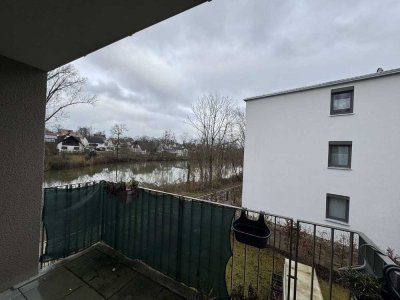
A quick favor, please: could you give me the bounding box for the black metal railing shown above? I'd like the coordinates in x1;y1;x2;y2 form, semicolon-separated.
40;181;394;299
293;219;394;300
199;184;242;206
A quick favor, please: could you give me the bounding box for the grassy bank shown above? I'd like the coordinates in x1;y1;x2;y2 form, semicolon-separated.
226;238;348;299
141;176;243;199
44;152;187;171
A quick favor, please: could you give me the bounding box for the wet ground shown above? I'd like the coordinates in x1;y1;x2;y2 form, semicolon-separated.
0;243;195;300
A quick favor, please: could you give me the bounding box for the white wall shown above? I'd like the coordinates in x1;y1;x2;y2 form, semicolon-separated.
243;74;400;252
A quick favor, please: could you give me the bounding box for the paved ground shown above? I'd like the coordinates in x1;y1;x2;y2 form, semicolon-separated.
0;244;195;300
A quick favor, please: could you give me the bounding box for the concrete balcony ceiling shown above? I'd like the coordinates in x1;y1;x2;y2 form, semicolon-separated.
0;0;208;71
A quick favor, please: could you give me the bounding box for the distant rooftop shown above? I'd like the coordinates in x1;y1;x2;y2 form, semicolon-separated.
245;67;400;101
87;136;105;144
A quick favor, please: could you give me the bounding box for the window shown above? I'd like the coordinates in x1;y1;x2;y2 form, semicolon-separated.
330;87;354;115
61;146;67;150
328;141;352;168
326;194;349;223
74;146;79;150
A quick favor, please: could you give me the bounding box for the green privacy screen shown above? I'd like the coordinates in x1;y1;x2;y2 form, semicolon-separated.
42;182;103;261
42;182;235;298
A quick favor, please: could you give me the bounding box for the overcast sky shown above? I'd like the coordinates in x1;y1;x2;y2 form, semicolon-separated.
58;0;400;139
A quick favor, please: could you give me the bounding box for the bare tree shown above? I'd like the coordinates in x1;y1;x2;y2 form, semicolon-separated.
160;130;176;147
187;94;236;184
46;64;96;123
234;106;246;149
110;124;128;159
218;106;245;180
180;132;191;146
76;126;93;138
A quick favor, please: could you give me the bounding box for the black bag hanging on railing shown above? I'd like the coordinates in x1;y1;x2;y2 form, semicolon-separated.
232;210;271;248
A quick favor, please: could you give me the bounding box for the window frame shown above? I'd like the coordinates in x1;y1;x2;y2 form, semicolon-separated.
330;86;354;115
328;141;352;169
326;193;350;223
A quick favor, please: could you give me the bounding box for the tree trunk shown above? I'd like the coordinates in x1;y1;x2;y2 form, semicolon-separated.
186;163;191;184
116;133;120;159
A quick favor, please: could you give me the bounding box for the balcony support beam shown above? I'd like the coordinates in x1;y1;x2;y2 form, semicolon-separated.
0;55;46;291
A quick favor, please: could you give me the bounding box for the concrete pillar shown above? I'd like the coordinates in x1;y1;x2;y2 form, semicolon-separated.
0;55;47;291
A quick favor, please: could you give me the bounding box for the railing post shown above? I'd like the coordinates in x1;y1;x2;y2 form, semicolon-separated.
347;232;355;300
230;215;235;295
140;189;145;260
310;224;316;300
293;220;300;300
152;193;158;266
287;219;293;300
63;185;70;258
167;193;173;275
244;243;247;297
100;182;105;241
83;183;88;248
196;201;203;288
40;189;46;269
329;228;334;300
160;192;165;271
145;190;150;263
349;232;354;267
188;199;193;285
76;183;81;250
272;216;277;273
175;197;184;281
256;247;260;293
89;182;95;245
114;196;119;249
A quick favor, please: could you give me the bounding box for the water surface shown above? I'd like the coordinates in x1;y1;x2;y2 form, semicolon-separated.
44;161;190;187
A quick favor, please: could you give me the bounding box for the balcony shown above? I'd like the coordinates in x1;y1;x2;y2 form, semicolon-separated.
4;243;195;299
2;181;398;299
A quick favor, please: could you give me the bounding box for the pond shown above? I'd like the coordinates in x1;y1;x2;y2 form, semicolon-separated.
43;161;190;188
43;160;240;188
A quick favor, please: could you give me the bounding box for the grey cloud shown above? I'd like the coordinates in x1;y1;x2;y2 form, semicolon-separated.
67;0;400;138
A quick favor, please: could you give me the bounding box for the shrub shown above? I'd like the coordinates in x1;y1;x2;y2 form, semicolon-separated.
339;269;383;300
386;248;400;266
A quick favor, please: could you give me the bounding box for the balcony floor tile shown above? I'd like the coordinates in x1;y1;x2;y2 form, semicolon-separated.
64;249;136;298
8;243;190;300
19;267;85;299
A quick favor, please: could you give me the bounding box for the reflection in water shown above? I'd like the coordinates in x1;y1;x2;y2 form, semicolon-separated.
43;161;190;187
44;161;239;188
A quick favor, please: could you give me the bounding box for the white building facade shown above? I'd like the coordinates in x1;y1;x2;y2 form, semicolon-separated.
242;69;400;252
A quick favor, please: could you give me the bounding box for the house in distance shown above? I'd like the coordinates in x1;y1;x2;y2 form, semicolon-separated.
87;135;107;151
56;135;87;153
